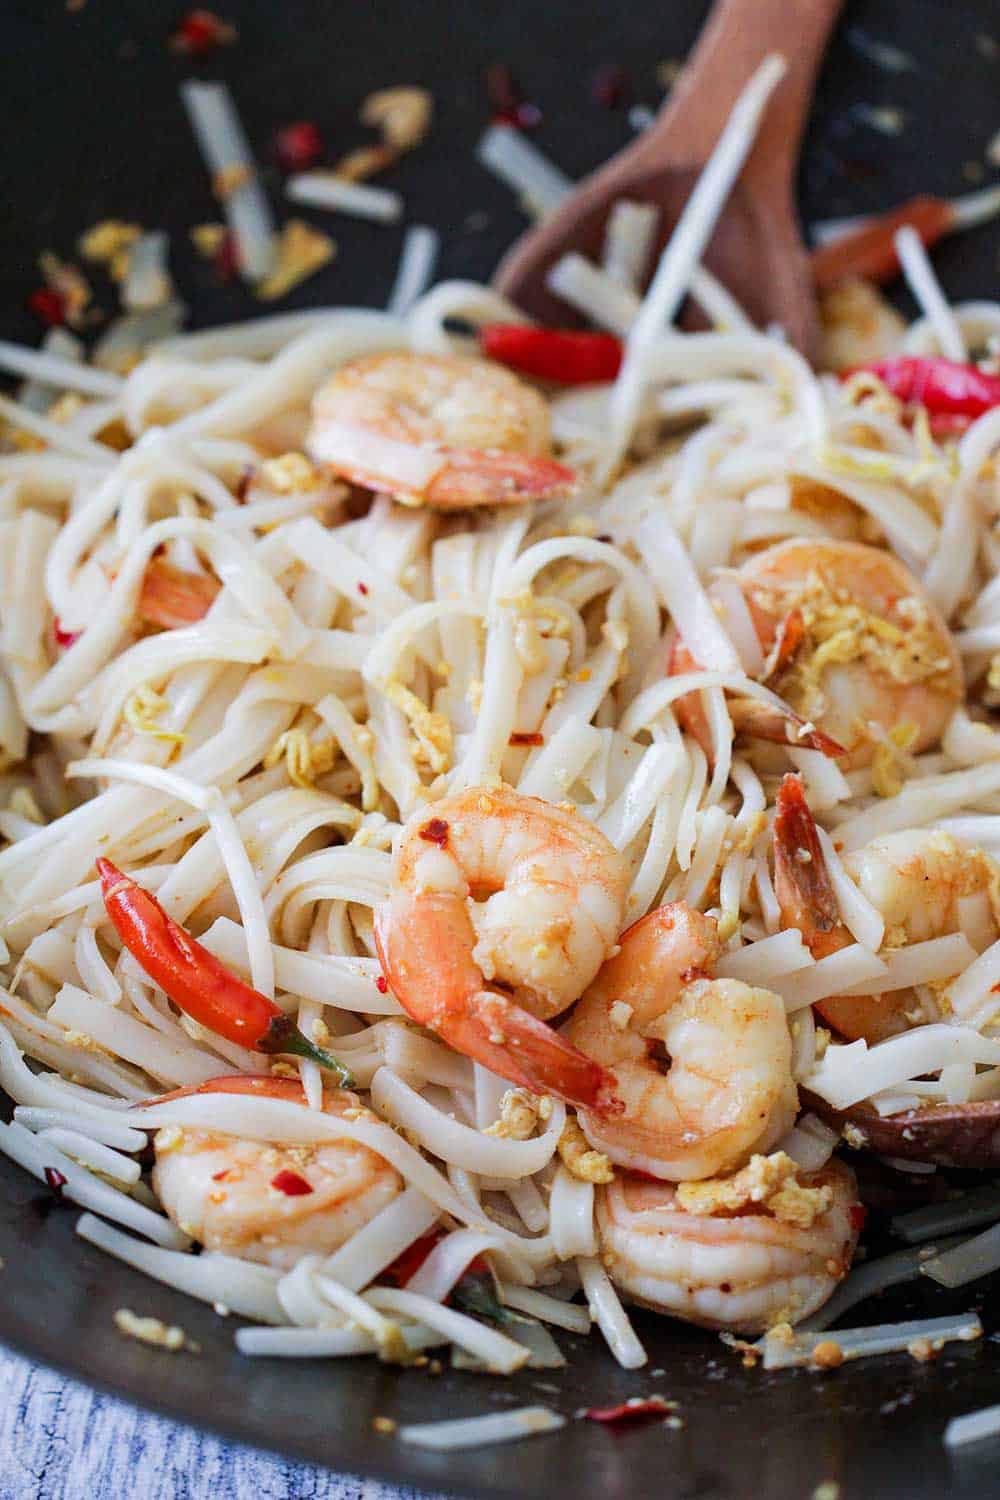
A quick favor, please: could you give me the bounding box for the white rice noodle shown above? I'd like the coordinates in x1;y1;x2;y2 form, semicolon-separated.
123;232;173;313
774;1110;836;1172
398;1407;565;1451
476;126;572;218
181;81;276;282
36;1127;141;1185
320;1186;441;1292
637;516;742;670
788;748;853;811
0;340;121;399
602;201;659;292
365;1286;529;1374
389;226;440;319
549;1166;597;1260
371;1068;565;1179
894;226;966;361
48;983;234;1087
715;929;813;985
944;1406;1000;1450
945;933;1000;1024
921;1223;1000;1288
893;1184;1000;1244
499;1282;591;1334
834;933;976;996
547;254;639;338
799;1240;967;1333
606;56;787;475
0;1120;187;1248
760;1313;982;1370
834;762;1000;850
198;917;400;1015
773;945;888;1013
286;172;402;223
807;1025;1000;1110
13;1107;146;1153
576;1253;647;1369
76;1212;283;1321
404;1228;524;1301
236;1324;444;1358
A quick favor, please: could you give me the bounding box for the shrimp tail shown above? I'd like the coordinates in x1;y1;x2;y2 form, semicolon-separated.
773;774;842;951
467;990;623;1114
139;558;220;629
727;699;847;759
759;607;806;683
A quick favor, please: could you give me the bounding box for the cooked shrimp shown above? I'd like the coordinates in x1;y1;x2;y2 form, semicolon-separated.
773;773;1000;1042
374;785;628;1112
597;1156;860;1334
308;351;577;508
672;539;962;769
138;557;220;630
151;1077;402;1270
563;904;798;1179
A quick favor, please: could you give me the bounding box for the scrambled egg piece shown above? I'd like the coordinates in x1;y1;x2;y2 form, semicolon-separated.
483;1088;551;1140
123;685;187;746
870;720;918;798
263;727;339;788
383;679;453;773
676;1152;832;1229
114;1309;198;1353
256;220;336;303
260;451;325;493
558;1116;614;1184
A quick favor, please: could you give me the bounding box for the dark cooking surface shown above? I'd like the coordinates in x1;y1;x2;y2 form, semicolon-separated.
1;1;999;1495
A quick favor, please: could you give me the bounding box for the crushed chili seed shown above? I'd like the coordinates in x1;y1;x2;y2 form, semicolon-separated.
418;817;450;846
211;1168;233;1182
508;731;545;746
28;288;66;327
357;581;369;596
271;1169;313;1196
235;464;255;502
592;64;631;109
169;9;237;56
584;1398;675;1425
44;1167;68;1195
273;120;325;174
375;974;389;994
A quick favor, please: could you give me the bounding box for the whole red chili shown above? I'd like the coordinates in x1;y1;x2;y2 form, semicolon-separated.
479;325;623;384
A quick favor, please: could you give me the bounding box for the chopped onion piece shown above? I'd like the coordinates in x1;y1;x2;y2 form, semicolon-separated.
399;1406;565;1451
287;172;403;224
387;226;439;319
181;81;277;282
893;1183;1000;1244
761;1312;982;1369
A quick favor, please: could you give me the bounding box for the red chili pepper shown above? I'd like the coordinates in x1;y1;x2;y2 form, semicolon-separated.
271;1169;313;1197
851;357;1000;420
169;9;236;56
44;1166;68;1195
812;195;954;289
28;288;66;328
849;1203;868;1232
375;974;389;994
273;121;325;175
584;1398;674;1425
480;325;623;385
96;859;352;1082
380;1230;445;1287
53;618;82;649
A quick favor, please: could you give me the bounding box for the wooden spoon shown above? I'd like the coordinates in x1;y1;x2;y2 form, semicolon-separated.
492;0;843;360
805;1093;1000;1170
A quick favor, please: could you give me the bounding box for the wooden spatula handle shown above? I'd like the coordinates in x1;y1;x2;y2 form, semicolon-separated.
640;0;844;177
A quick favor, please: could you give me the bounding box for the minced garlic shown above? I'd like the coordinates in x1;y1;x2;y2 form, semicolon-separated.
558;1116;614;1184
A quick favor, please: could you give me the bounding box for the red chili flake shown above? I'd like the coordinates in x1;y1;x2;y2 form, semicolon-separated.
596;533;614;544
584;1398;673;1425
849;1203;868;1232
273;120;325;175
508;731;544;747
418;818;450;846
591;64;631;109
213;230;239;283
28;288;66;328
679;965;709;984
375;974;389;994
271;1169;313;1197
235;464;255;502
169;9;237;56
357;581;369;596
485;62;540;130
211;1168;232;1182
53;618;82;649
44;1166;68;1195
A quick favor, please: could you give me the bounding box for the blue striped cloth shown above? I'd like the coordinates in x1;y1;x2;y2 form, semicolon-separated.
0;1350;445;1500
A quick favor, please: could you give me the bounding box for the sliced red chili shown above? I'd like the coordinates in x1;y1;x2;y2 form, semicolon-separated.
849;1204;868;1232
53;618;82;649
850;357;1000;420
375;974;389;994
418;818;450;846
480;325;623;385
584;1398;674;1425
169;9;236;56
271;1169;313;1197
380;1230;444;1286
44;1167;68;1195
28;288;66;328
509;731;544;747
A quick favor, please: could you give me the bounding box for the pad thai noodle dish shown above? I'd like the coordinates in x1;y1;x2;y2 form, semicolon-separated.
3;56;1000;1421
